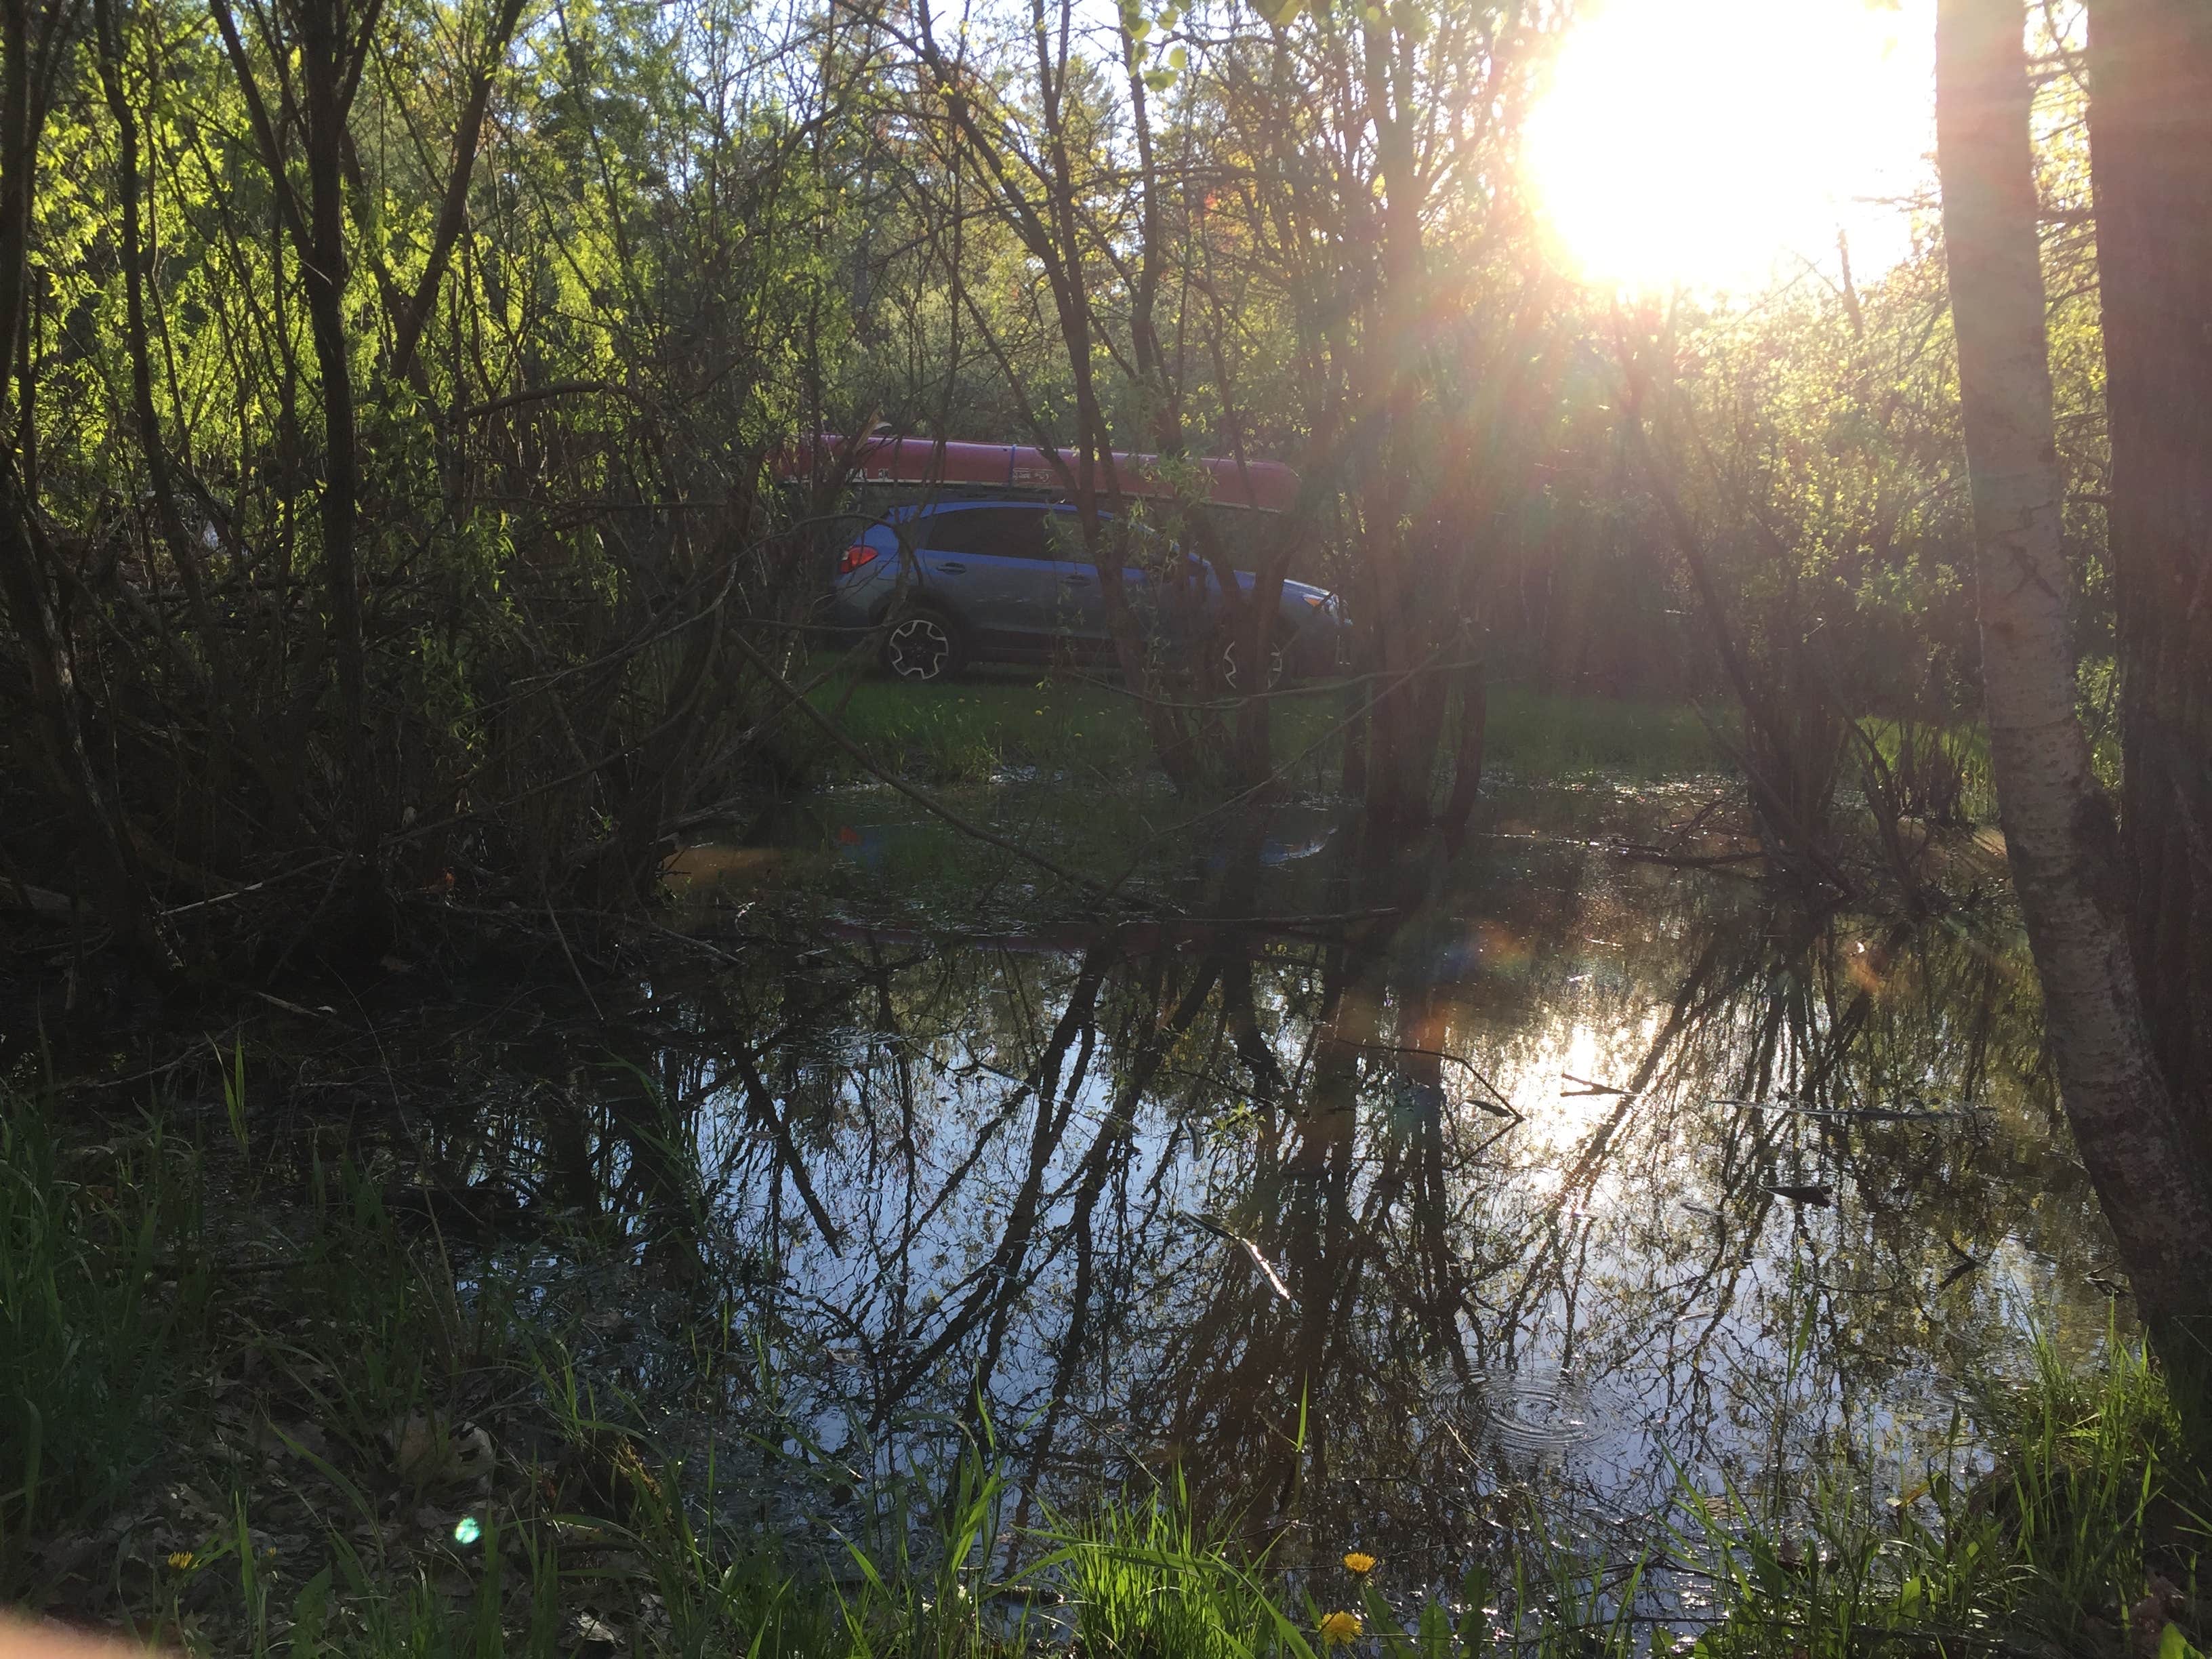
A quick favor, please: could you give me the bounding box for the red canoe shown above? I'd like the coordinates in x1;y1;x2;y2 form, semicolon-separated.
785;433;1298;514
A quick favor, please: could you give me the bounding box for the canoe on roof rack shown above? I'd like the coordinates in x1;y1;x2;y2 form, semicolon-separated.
784;433;1299;514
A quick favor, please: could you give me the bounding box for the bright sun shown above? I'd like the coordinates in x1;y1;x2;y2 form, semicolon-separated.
1526;0;1934;293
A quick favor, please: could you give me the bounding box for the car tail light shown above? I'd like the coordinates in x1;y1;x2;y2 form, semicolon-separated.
838;544;878;575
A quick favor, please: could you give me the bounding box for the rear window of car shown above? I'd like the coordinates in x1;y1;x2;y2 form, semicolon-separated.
911;507;1053;560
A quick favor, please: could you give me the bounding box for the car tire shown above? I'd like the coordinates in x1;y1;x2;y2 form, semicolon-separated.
882;608;965;682
1211;629;1286;693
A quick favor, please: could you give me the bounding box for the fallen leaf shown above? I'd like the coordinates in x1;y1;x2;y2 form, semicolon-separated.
565;1610;622;1656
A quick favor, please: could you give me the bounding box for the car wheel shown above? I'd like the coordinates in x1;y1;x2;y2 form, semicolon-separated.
1212;630;1286;693
883;611;963;682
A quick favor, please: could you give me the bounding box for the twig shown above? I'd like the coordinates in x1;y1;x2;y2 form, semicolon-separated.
157;855;346;918
1561;1072;1628;1096
1345;1041;1519;1118
1185;1212;1293;1304
1711;1097;1975;1122
544;896;605;1022
245;988;340;1021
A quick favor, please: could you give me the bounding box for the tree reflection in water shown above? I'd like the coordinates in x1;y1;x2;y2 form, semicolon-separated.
422;785;2117;1580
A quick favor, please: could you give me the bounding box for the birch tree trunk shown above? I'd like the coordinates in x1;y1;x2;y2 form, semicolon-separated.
2083;0;2212;1171
1935;0;2212;1334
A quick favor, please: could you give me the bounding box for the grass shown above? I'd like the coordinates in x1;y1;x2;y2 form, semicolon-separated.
815;670;1170;785
807;668;1719;790
5;1068;2206;1657
1677;1334;2207;1658
1479;687;1719;783
0;1102;207;1569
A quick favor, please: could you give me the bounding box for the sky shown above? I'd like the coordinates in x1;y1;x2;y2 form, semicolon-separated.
1525;0;1940;294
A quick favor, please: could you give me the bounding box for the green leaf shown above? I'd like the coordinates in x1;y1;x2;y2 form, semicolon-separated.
290;1568;332;1658
1168;44;1186;67
2158;1623;2198;1659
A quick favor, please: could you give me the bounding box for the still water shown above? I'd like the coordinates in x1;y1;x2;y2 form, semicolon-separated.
422;778;2115;1582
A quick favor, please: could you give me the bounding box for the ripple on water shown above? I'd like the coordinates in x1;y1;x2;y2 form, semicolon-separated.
1459;1368;1595;1456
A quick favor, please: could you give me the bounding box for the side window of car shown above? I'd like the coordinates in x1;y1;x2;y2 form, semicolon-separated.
980;509;1054;561
911;508;996;554
913;507;1063;559
1042;508;1106;564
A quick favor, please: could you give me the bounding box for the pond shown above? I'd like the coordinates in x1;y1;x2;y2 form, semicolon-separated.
352;772;2119;1591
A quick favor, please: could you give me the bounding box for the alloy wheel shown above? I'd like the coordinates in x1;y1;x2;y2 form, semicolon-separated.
886;615;954;681
1216;634;1285;692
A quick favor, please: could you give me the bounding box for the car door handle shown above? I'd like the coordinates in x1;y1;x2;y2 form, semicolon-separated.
933;561;966;575
1062;573;1092;586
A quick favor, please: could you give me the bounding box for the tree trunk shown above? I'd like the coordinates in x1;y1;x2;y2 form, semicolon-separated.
0;0;165;967
1935;0;2212;1331
2083;0;2212;1171
298;0;373;855
213;0;375;855
388;0;528;386
1440;659;1485;856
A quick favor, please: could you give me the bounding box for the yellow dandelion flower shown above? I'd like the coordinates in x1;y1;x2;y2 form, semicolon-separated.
1343;1551;1377;1575
1318;1609;1362;1647
167;1552;197;1571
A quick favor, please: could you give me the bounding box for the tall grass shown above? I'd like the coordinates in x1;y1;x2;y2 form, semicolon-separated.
1046;1481;1286;1658
0;1098;203;1593
1678;1330;2204;1658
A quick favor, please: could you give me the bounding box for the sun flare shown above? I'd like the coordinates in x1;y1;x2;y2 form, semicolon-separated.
1526;0;1933;293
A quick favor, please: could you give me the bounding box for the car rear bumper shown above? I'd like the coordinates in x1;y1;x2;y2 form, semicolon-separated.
824;580;889;638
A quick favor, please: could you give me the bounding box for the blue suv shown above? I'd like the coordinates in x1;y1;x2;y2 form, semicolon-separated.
826;499;1347;688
